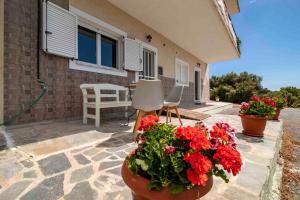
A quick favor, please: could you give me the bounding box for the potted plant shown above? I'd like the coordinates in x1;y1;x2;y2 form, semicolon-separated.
239;96;276;137
271;97;287;120
122;115;242;200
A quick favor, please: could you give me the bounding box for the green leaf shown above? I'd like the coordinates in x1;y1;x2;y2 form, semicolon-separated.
147;180;162;191
170;183;185;194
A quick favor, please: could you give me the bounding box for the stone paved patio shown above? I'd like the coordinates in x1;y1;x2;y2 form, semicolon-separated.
0;114;282;200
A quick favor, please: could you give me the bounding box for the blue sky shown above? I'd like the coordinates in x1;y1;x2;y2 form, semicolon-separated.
211;0;300;90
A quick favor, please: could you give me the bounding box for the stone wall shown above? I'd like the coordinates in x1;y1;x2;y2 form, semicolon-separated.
3;0;199;125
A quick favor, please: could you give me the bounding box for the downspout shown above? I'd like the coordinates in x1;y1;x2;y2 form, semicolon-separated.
0;0;47;126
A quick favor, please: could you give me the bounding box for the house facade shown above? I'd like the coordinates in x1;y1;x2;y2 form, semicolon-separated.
0;0;240;125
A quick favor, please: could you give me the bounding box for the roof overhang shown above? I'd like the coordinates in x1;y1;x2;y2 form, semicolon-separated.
108;0;240;63
225;0;240;15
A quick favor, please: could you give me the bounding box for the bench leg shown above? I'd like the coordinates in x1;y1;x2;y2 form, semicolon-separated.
95;106;100;127
83;105;87;124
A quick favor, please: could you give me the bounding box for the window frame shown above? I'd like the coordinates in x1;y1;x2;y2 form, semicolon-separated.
136;42;158;81
175;58;189;87
69;6;127;77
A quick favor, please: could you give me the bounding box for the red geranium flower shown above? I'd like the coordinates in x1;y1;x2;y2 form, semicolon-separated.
186;169;209;186
176;126;211;151
138;115;159;131
250;96;260;102
210;125;230;141
184;152;212;186
262;98;277;108
241;102;249;111
213;145;242;176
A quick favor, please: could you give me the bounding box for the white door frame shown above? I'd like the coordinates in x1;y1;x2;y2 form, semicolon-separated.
194;67;202;103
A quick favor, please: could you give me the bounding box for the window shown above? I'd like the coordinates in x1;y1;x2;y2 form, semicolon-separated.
78;26;97;64
175;58;189;86
101;35;117;68
69;6;127;77
139;48;156;80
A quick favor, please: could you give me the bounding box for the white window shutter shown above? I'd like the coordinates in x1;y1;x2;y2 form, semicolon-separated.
43;1;78;59
124;38;142;71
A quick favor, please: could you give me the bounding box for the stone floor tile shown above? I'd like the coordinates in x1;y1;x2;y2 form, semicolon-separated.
99;161;122;171
0;180;32;200
107;166;122;176
37;153;71;176
92;152;111;161
223;186;257;200
23;170;37;179
70;165;94;183
64;181;98;200
20;174;64;200
74;154;91;165
115;151;128;159
83;148;101;157
237;161;268;194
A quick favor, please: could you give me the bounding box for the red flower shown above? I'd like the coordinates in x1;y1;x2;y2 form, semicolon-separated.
138;115;159;131
213;145;242;176
184;152;212;174
176;126;211;151
262;98;277;107
186;169;209;186
210;125;229;141
163;145;175;155
250;96;261;102
184;152;212;186
189;133;211;151
241;102;249;111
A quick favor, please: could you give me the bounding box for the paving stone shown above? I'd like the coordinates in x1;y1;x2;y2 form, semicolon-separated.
0;162;23;180
92;152;111;161
111;144;130;152
0;180;32;200
20;174;64;200
237;161;267;194
20;160;34;168
64;181;98;200
37;153;71;176
70;165;94;183
223;186;257;200
93;181;105;190
236;143;252;152
74;154;91;165
107;166;121;176
108;156;119;160
23;170;37;178
99;161;122;171
97;174;110;182
83;148;101;157
116;151;128;159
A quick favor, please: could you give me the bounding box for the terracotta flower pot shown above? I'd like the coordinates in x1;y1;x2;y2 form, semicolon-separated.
272;109;281;120
240;114;267;137
121;161;213;200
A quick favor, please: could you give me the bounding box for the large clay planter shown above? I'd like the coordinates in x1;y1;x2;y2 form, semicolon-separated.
121;161;213;200
272;109;281;120
240;114;267;137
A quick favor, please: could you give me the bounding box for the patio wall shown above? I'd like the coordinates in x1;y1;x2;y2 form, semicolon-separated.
3;0;209;124
0;0;3;124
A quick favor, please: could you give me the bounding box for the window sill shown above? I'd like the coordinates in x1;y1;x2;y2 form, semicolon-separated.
69;60;128;77
176;82;189;87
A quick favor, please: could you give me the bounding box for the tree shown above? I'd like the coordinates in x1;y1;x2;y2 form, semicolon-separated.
210;72;263;103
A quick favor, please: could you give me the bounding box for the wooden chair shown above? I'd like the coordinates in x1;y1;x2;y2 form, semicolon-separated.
158;85;184;125
132;80;164;136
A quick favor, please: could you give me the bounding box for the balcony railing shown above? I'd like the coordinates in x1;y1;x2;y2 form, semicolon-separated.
214;0;238;49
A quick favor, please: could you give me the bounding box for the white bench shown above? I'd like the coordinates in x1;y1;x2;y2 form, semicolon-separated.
80;84;132;127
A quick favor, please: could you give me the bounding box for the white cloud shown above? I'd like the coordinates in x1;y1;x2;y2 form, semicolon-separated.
249;0;257;4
